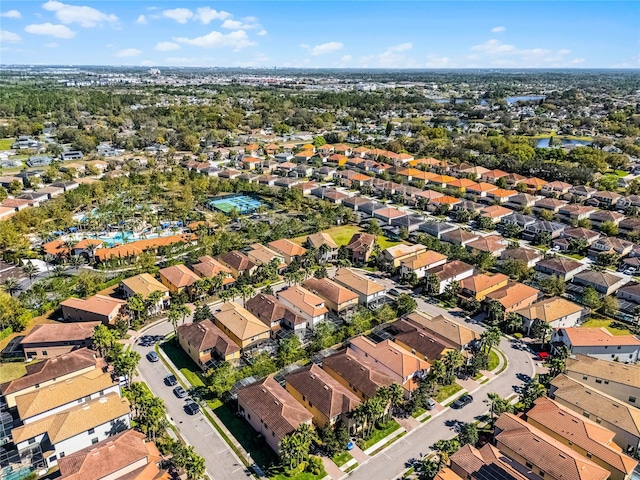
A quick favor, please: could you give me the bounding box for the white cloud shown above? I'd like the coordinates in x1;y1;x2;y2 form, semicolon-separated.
257;29;267;36
42;1;117;28
491;26;506;33
155;41;180;51
116;48;142;57
221;18;260;30
469;38;585;67
341;55;352;62
376;42;414;67
0;30;21;43
0;10;22;19
24;23;75;38
303;41;343;56
387;42;412;53
425;54;452;68
195;7;231;24
45;42;58;47
136;15;147;24
140;60;155;66
173;30;256;50
162;8;193;24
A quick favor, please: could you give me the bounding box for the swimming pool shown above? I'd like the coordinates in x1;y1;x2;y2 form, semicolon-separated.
209;195;265;215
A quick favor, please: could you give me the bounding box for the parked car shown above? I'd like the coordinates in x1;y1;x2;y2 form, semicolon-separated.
388;288;400;297
427;398;437;410
451;395;473;409
185;401;200;415
173;386;188;398
146;351;159;362
164;375;178;386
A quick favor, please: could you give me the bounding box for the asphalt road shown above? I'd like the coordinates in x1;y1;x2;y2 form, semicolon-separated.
133;321;253;480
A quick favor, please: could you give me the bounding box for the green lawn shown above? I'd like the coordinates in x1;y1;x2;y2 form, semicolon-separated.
331;451;352;467
435;383;463;403
159;340;206;387
359;420;401;450
488;350;500;371
0;362;27;382
411;408;426;418
615;170;629;177
291;225;403;250
0;138;15;150
212;401;278;469
581;317;632;336
271;468;327;480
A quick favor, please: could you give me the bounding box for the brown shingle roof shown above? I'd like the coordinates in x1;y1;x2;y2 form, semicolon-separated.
268;239;307;258
20;322;100;345
450;443;531;480
400;250;447;270
333;268;386;296
158;264;200;288
121;273;169;298
0;348;105;396
515;297;584;323
306;232;338;250
404;312;479;350
285;364;360;420
566;354;640;389
321;349;394;399
12;393;131;444
301;278;358;306
245;293;304;327
58;429;165;480
391;319;456;360
192;255;232;279
485;282;540;310
495;413;610;480
527;397;637;475
237;375;312;440
60;295;126;317
177;319;240;358
346;233;376;253
213;302;271;342
558;327;640;347
425;260;474;282
460;273;509;295
217;250;256;272
278;286;328;317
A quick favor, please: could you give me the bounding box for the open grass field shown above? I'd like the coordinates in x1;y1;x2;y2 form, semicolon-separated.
291;225;403;250
581;317;632;336
0;138;15;150
0;362;28;383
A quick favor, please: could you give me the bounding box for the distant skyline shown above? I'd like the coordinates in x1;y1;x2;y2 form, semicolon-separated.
1;1;638;69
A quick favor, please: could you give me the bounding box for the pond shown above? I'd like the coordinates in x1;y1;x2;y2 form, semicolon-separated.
536;137;592;148
506;95;546;104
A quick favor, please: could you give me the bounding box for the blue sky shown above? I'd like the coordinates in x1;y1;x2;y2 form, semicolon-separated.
1;1;638;68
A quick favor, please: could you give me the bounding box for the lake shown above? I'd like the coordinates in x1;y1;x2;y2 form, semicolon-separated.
506;95;546;104
536;137;592;148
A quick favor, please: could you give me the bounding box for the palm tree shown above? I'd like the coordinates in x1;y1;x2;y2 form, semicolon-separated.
443;349;465;381
239;284;255;307
1;277;21;296
62;239;76;258
480;326;502;354
219;288;234;304
386;383;404;419
52;264;66;277
22;261;37;286
146;290;165;315
168;307;181;334
192;278;210;302
69;255;84;274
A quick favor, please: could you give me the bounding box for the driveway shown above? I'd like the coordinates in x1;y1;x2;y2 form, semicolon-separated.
132;321;252;480
346;335;536;480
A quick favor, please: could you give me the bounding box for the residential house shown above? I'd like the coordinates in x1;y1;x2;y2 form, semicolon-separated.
499;247;542;268
589;237;634;258
217;250;257;278
486;188;518;204
561;227;601;245
480;205;513;222
20;322;100;360
440;228;479;246
593;191;623;208
348;335;430;396
381;244;427;269
515;297;585;335
485;282;540;312
418;221;457;239
458;273;509;302
321;349;395;401
466;235;508;257
533;197;568;215
557;204;597;223
304;233;338;262
550;374;640;454
391;319;460;362
345;233;376;265
565;355;640;409
191;255;235;287
11;393;131;469
212;302;271;349
301;278;358;315
526;396;637;480
285;364;360;430
56;429;168;480
158;264;200;298
542;180;573;196
246;244;286;272
552;327;640;363
466;182;498;198
618;282;640;306
522;177;548;192
60;295;126;325
574;270;629;295
620;217;640;236
120;273;170;314
450;444;530;480
0;349;105;415
481;169;508;184
500;212;537;230
590;210;626;230
177;320;240;369
268;239;307;265
245;293;305;335
402;312;479;352
373;207;407;226
332;268;387;306
237;375;313;454
277;286;328;328
504;193;537;211
535;257;586;281
521;220;566;242
399;250;448;280
17;191;49;207
493;413;610;480
453;200;484;214
425;260;475;294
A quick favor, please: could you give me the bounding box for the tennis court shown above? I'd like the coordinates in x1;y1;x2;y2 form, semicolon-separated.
209;195;265;215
